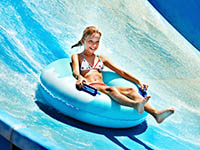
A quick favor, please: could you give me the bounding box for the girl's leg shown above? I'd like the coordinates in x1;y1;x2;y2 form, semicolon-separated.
144;103;175;123
115;86;149;102
97;86;150;114
115;86;175;123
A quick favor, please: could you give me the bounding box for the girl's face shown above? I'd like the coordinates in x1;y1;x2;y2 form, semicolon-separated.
83;33;101;54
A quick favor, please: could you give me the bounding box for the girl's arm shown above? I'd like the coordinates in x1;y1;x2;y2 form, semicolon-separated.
71;54;86;89
71;54;80;79
100;55;148;91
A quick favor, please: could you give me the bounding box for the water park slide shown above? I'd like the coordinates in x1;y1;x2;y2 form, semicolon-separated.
0;0;200;149
148;0;200;51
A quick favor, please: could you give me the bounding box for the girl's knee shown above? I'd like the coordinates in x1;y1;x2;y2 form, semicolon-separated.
127;87;135;93
125;87;137;96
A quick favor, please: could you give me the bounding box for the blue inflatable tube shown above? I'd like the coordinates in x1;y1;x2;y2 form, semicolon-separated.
39;58;148;128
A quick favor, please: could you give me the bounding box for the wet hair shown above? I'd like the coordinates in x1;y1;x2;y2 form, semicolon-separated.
71;26;101;49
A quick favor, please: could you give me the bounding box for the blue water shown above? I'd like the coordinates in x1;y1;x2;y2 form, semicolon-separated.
1;0;200;149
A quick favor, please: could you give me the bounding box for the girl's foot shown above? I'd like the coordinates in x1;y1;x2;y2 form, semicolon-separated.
136;96;151;114
154;108;175;123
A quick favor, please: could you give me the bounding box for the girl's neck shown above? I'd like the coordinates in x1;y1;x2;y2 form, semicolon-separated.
83;50;95;57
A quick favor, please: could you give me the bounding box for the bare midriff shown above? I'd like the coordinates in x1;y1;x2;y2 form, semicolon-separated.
81;69;104;84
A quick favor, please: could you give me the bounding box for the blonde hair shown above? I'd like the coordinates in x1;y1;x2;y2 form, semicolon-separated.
71;26;101;48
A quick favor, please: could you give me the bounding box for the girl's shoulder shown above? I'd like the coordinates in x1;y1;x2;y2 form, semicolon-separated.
98;54;105;59
71;53;77;59
71;53;82;58
71;53;81;61
98;54;109;62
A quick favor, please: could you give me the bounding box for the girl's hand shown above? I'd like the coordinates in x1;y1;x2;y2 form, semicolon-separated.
76;77;87;90
139;83;149;92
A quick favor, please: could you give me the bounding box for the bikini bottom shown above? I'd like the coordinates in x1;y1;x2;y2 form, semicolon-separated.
89;82;107;87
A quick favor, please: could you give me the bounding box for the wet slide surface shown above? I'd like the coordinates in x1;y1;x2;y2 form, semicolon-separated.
148;0;200;51
0;0;200;149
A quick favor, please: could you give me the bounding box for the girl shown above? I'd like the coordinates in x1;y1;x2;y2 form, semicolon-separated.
71;26;174;123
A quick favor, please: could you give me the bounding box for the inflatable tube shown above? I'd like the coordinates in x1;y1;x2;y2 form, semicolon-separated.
39;58;148;128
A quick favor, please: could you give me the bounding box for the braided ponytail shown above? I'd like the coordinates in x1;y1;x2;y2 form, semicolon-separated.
71;26;101;49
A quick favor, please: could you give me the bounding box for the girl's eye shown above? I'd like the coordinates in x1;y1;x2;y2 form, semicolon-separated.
88;40;99;44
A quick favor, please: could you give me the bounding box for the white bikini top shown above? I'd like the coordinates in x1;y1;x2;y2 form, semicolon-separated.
80;53;104;71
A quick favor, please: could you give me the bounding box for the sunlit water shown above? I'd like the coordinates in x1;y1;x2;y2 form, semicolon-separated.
0;0;200;149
